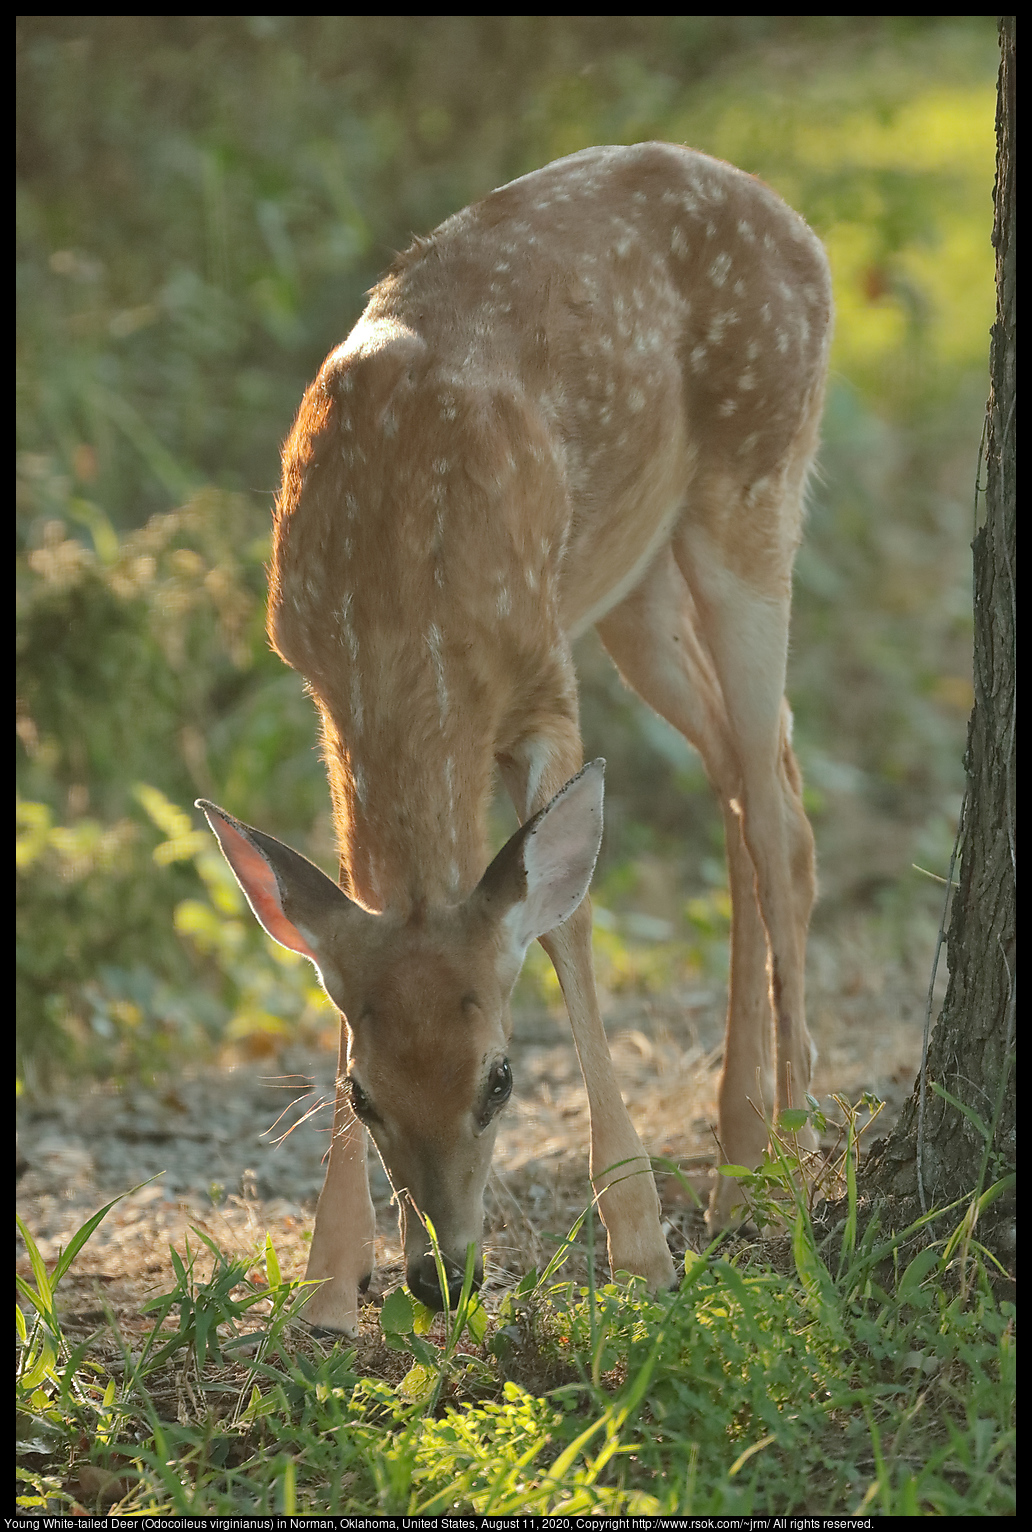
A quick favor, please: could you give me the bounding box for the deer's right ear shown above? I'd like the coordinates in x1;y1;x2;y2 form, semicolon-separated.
195;801;359;967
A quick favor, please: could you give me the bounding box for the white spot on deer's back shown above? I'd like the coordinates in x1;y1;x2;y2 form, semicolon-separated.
706;311;739;345
337;593;359;662
426;624;449;719
744;473;772;510
444;755;456;829
709;252;732;287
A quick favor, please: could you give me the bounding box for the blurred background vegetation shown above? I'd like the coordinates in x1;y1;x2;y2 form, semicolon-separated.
17;16;997;1088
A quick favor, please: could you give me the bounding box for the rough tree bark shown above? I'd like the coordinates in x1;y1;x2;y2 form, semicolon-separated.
859;17;1015;1252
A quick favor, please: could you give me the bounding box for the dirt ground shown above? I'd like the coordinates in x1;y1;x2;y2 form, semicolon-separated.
17;907;943;1340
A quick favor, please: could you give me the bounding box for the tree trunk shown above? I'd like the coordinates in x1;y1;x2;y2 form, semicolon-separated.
859;17;1015;1250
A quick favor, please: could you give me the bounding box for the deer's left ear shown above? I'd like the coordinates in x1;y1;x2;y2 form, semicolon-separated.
471;761;604;966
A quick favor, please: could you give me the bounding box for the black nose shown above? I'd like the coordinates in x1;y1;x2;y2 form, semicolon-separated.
407;1252;482;1311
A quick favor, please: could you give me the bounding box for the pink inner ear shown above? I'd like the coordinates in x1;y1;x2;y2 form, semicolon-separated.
206;814;319;961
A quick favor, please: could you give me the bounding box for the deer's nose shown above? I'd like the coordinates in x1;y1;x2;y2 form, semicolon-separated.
407;1251;482;1311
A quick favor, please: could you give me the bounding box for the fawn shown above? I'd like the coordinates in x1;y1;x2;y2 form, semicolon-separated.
199;141;832;1333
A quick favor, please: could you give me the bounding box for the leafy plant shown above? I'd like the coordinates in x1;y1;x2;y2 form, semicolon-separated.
136;1226;296;1374
378;1236;492;1410
16;1159;1014;1515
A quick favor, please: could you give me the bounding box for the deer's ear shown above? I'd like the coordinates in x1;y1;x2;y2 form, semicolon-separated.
196;801;362;967
473;760;604;964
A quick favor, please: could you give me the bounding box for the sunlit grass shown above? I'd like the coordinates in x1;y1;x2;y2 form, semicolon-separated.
17;1123;1014;1515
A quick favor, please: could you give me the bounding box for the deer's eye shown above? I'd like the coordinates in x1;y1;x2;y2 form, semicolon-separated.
477;1060;512;1131
347;1076;376;1122
484;1058;512;1116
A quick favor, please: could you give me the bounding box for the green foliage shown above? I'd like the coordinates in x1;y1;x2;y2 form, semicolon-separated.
17;1185;157;1511
16;785;199;1081
376;1232;494;1409
17;769;337;1084
16;1174;1015;1515
16;1206;308;1514
136;1226;297;1375
17;487;287;818
16;496;338;1083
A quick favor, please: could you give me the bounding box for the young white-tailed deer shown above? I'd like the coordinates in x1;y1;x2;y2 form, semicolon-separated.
199;142;832;1334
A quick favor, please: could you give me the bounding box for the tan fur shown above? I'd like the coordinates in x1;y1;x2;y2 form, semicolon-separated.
268;143;832;1330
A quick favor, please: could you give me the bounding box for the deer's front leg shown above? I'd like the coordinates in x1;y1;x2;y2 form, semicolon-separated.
301;1047;376;1335
541;902;676;1292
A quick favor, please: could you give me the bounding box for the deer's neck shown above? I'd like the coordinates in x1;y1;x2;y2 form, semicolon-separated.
316;667;498;915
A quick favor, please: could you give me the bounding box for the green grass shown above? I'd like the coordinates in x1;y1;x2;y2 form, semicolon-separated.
17;1136;1014;1516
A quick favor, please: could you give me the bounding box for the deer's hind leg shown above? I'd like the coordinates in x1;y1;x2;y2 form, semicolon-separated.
671;506;818;1216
